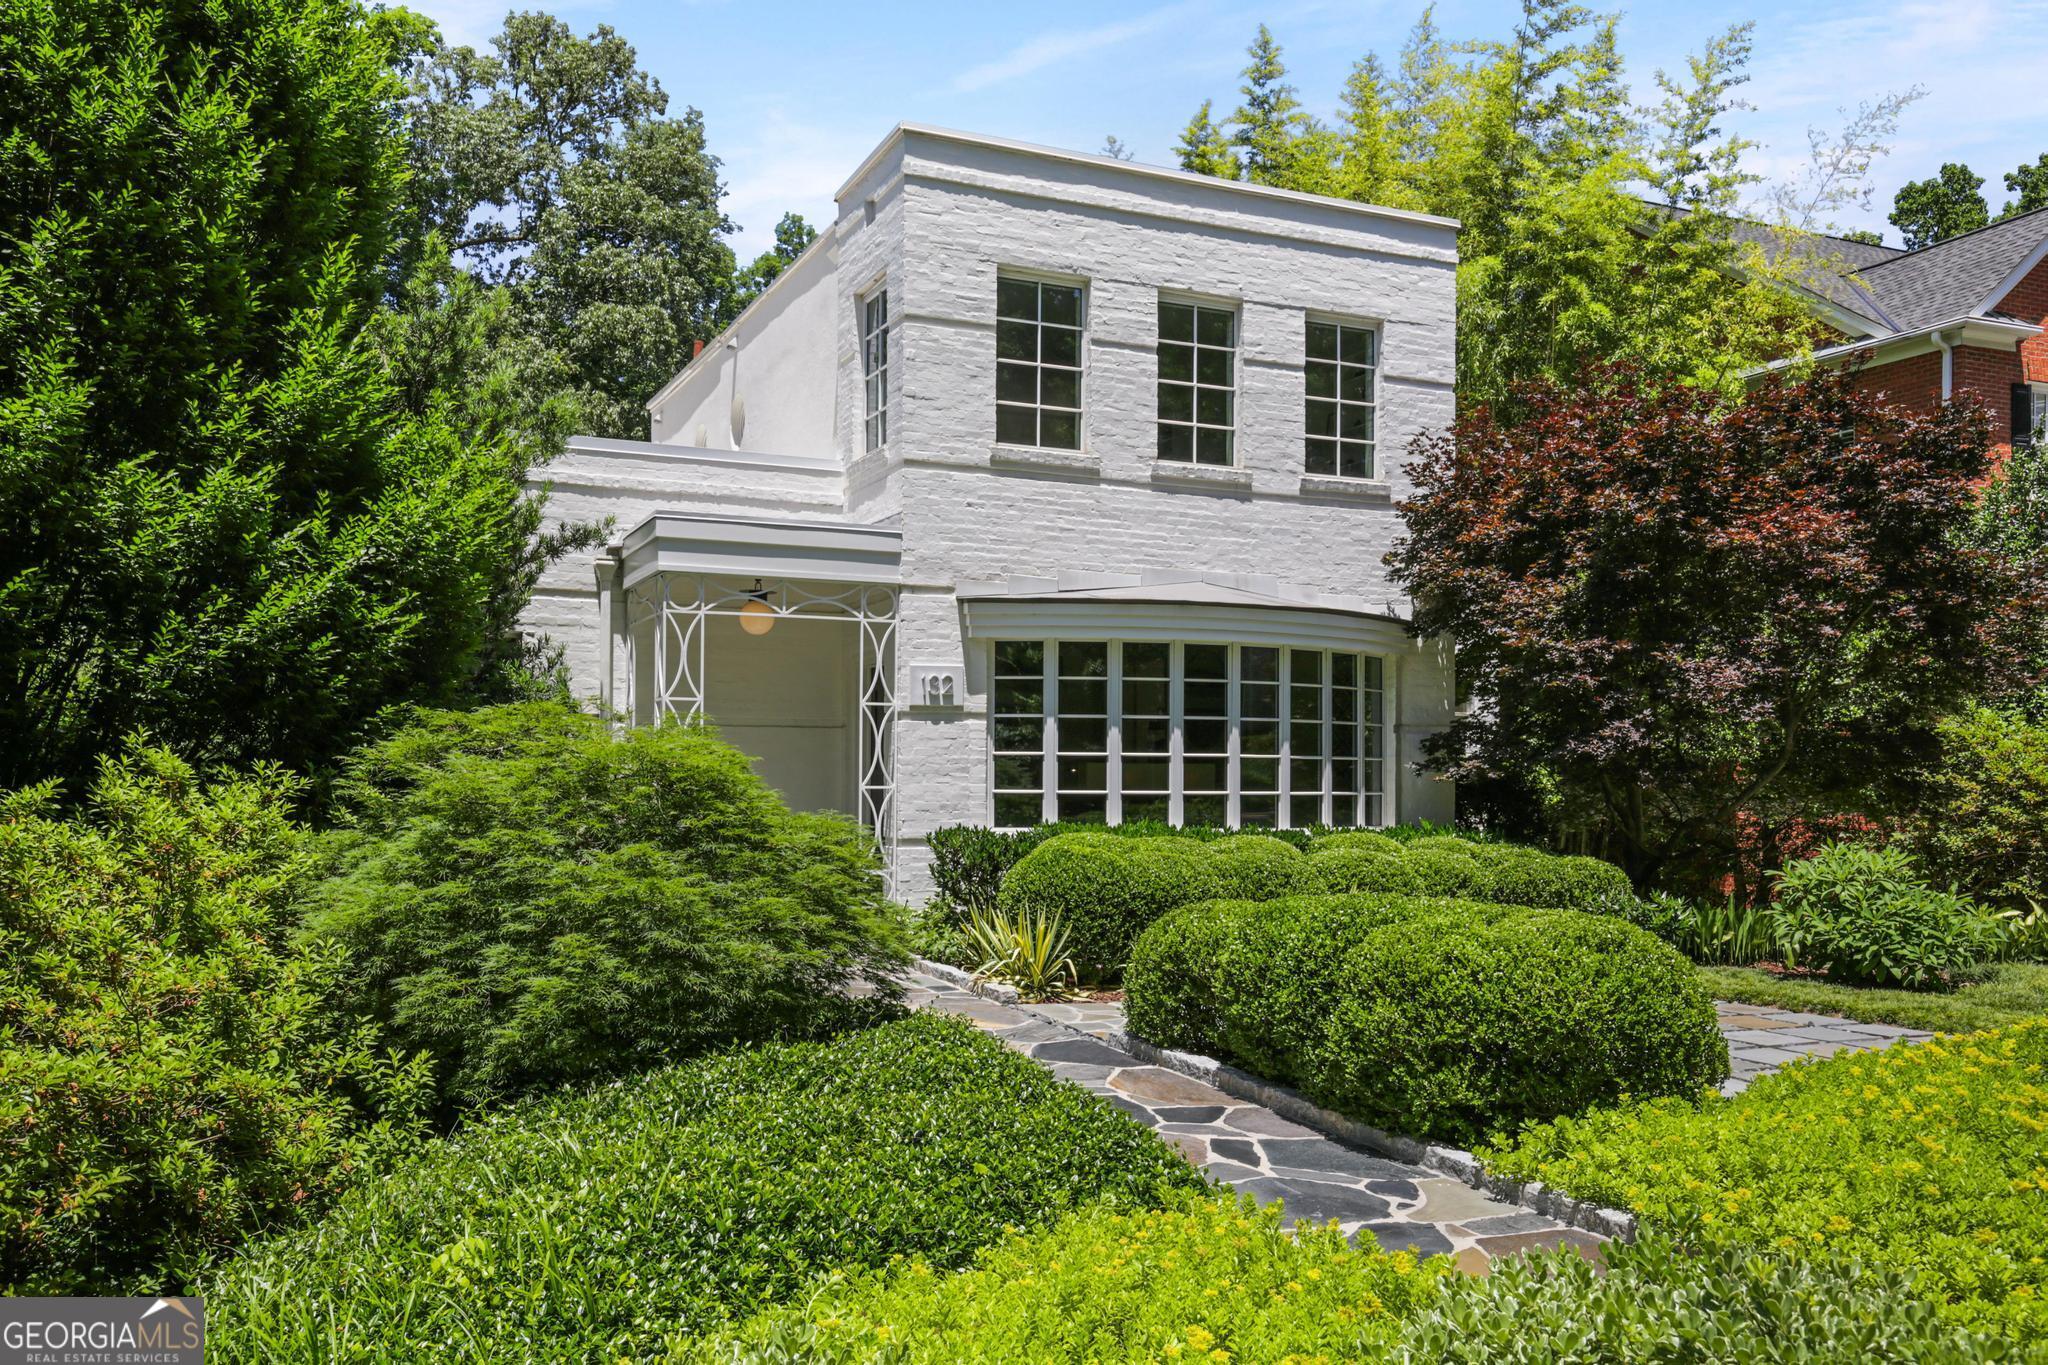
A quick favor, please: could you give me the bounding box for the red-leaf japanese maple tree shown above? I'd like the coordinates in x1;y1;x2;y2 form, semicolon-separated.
1389;363;2040;893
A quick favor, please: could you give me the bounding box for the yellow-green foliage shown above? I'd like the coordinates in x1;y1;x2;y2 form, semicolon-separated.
1487;1020;2048;1337
688;1192;1453;1364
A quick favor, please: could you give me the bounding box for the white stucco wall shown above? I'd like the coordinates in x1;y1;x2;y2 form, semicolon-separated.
519;125;1463;898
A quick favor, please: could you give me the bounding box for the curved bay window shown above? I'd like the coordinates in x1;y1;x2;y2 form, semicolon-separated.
990;638;1387;829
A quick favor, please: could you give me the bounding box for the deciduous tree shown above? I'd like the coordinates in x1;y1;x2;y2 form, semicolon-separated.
1889;162;1989;248
1388;365;2037;892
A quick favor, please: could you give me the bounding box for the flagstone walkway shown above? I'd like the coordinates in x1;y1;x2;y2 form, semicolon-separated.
903;968;1599;1273
905;968;1937;1273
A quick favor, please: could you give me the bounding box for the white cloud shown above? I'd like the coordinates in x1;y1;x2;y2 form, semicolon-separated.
948;3;1202;95
718;108;883;261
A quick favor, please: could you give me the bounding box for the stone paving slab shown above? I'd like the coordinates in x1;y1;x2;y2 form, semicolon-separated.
1712;998;1934;1096
902;970;1588;1273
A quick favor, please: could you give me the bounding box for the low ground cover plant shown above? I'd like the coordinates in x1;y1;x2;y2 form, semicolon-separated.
696;1195;1996;1364
1488;1019;2048;1338
0;745;429;1294
997;830;1635;980
305;702;907;1111
1127;895;1724;1145
1770;842;2001;989
206;1014;1204;1359
688;1192;1453;1363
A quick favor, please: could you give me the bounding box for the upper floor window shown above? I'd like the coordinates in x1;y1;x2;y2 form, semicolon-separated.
2023;382;2048;445
861;290;889;451
1158;300;1237;466
996;276;1084;449
1305;319;1378;479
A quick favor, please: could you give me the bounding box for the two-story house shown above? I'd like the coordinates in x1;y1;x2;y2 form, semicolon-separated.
1745;207;2048;452
520;125;1461;896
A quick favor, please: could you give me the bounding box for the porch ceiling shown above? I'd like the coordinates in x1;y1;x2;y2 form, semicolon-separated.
616;511;902;590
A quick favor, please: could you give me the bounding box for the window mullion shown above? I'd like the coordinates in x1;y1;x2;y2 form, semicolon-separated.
1226;644;1242;829
1107;642;1123;827
1277;647;1292;828
1041;643;1058;825
1327;658;1343;826
1168;641;1185;826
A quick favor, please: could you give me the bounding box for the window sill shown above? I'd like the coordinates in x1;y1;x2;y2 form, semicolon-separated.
990;443;1098;475
1299;474;1393;502
1151;461;1252;491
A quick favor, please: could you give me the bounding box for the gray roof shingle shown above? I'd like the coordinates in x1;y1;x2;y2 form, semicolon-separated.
1849;206;2048;330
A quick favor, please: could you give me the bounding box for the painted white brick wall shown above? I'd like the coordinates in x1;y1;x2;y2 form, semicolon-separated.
518;126;1462;899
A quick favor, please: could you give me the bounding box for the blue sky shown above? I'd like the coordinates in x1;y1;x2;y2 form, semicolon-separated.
410;0;2048;262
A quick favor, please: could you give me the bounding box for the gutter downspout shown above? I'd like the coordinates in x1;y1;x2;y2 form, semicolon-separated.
1932;327;1957;402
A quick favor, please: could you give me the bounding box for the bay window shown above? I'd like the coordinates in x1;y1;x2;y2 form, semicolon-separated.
991;638;1387;828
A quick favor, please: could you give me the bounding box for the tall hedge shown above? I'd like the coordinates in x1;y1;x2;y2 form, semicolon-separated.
0;0;536;795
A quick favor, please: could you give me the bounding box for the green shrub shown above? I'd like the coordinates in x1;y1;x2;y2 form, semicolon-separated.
997;834;1223;975
0;745;429;1294
1408;1235;2002;1362
1120;900;1262;1057
206;1014;1205;1359
1770;842;2000;989
1305;847;1425;895
1308;829;1403;857
304;703;907;1111
1904;705;2048;913
1488;1019;2048;1339
1484;849;1637;911
1316;910;1724;1145
1210;895;1488;1085
1404;833;1487;859
696;1204;1993;1364
1204;833;1309;899
1402;846;1490;898
688;1192;1453;1364
1127;895;1721;1145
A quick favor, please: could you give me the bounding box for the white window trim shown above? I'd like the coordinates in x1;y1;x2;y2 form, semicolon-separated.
994;269;1089;453
1304;311;1382;482
2030;382;2048;444
1156;293;1241;468
860;287;889;453
986;637;1395;832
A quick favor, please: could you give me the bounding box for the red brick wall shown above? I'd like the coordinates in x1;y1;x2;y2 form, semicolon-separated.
1849;346;2020;453
1989;254;2048;385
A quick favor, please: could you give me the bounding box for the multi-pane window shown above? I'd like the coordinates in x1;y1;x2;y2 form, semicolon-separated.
991;641;1045;827
1158;301;1236;465
1305;319;1379;479
861;290;889;451
996;276;1084;449
992;638;1391;830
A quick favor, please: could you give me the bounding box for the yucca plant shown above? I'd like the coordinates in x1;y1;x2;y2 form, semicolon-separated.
966;905;1078;1001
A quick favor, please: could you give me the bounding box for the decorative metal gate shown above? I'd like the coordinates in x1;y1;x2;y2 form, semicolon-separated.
623;574;899;891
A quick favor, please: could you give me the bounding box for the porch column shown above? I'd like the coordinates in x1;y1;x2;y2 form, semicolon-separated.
594;546;622;716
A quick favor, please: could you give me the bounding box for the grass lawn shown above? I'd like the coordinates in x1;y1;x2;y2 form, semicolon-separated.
1698;961;2048;1033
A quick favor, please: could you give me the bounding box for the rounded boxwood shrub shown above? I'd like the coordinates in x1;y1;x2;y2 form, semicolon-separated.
998;834;1219;975
1205;834;1310;900
1121;900;1263;1056
305;702;907;1112
1312;910;1725;1146
1308;830;1402;857
1484;850;1637;911
1402;847;1490;898
1209;895;1498;1085
1304;848;1424;895
1404;834;1489;859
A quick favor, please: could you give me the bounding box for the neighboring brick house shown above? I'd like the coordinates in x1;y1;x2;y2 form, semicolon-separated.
520;125;1461;896
1748;207;2048;453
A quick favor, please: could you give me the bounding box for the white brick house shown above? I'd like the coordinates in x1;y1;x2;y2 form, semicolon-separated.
521;125;1461;896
